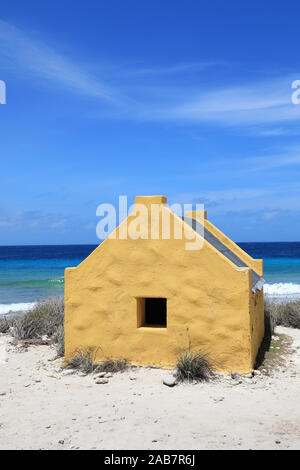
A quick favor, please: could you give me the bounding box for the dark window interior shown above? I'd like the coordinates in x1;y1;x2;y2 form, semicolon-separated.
145;298;167;326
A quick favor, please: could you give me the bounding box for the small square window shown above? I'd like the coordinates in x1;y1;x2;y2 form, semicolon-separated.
137;297;167;328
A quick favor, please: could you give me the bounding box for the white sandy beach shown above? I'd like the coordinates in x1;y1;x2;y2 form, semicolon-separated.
0;326;299;450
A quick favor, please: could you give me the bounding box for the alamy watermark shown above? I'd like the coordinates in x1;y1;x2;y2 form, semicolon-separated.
291;80;300;104
96;196;205;251
0;80;6;104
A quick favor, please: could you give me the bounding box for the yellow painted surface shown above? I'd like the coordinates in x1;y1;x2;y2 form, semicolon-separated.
65;196;264;374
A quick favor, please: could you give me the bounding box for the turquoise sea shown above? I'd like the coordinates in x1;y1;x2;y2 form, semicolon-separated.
0;243;300;314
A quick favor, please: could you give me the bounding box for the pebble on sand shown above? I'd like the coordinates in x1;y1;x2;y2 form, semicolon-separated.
163;375;177;387
95;378;109;384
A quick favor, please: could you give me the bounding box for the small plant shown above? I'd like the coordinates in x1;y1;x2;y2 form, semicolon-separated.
0;316;10;334
95;358;128;374
264;299;300;330
175;350;213;383
54;324;65;357
65;347;98;374
264;300;277;336
276;302;300;329
12;296;64;341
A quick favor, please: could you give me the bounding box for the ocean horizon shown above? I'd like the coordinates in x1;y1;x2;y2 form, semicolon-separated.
1;242;300;315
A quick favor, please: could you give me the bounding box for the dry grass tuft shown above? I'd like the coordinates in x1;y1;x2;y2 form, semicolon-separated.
65;350;129;375
54;324;65;357
264;299;300;330
0;316;10;334
264;300;277;335
9;296;65;357
65;347;97;374
176;350;213;383
12;296;64;341
94;358;128;374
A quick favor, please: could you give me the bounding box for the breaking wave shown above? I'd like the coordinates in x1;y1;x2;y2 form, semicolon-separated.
264;282;300;299
0;302;36;315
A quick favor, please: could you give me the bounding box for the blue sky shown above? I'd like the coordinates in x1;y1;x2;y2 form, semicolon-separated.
1;0;300;244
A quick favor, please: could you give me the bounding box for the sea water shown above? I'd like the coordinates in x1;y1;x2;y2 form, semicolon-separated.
0;242;300;314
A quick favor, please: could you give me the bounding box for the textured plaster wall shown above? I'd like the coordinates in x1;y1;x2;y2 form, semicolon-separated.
65;197;263;374
201;217;264;364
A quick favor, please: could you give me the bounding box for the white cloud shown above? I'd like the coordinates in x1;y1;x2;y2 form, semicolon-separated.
1;19;300;132
262;211;279;221
0;20;116;103
51;218;68;229
252;128;291;136
238;146;300;172
0;210;71;230
123;61;223;77
147;77;300;126
170;188;271;207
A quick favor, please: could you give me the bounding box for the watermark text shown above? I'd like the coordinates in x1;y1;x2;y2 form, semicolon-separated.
291;80;300;104
96;196;205;251
0;80;6;104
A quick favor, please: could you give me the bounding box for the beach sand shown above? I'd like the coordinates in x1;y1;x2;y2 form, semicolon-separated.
0;326;300;450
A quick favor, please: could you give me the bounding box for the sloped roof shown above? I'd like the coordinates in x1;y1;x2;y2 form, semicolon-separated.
184;217;264;292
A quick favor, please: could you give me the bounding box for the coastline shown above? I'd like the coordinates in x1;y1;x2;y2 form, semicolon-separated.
2;281;300;316
1;242;300;313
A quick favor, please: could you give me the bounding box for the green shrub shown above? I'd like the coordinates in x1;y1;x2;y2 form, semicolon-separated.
176;350;213;383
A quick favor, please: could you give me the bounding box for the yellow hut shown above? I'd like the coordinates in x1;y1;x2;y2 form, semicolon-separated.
65;195;264;374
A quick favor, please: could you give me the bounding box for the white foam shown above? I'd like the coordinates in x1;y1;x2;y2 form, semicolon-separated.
264;282;300;299
0;302;36;315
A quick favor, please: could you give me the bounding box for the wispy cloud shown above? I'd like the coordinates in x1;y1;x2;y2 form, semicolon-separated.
108;73;300;130
0;19;117;103
1;19;300;132
170;187;271;207
123;61;223;77
247;126;300;137
141;77;300;126
250;154;300;171
230;145;300;172
0;209;71;231
251;128;291;136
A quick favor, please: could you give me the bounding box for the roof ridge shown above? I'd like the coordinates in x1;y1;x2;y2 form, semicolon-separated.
183;217;264;292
